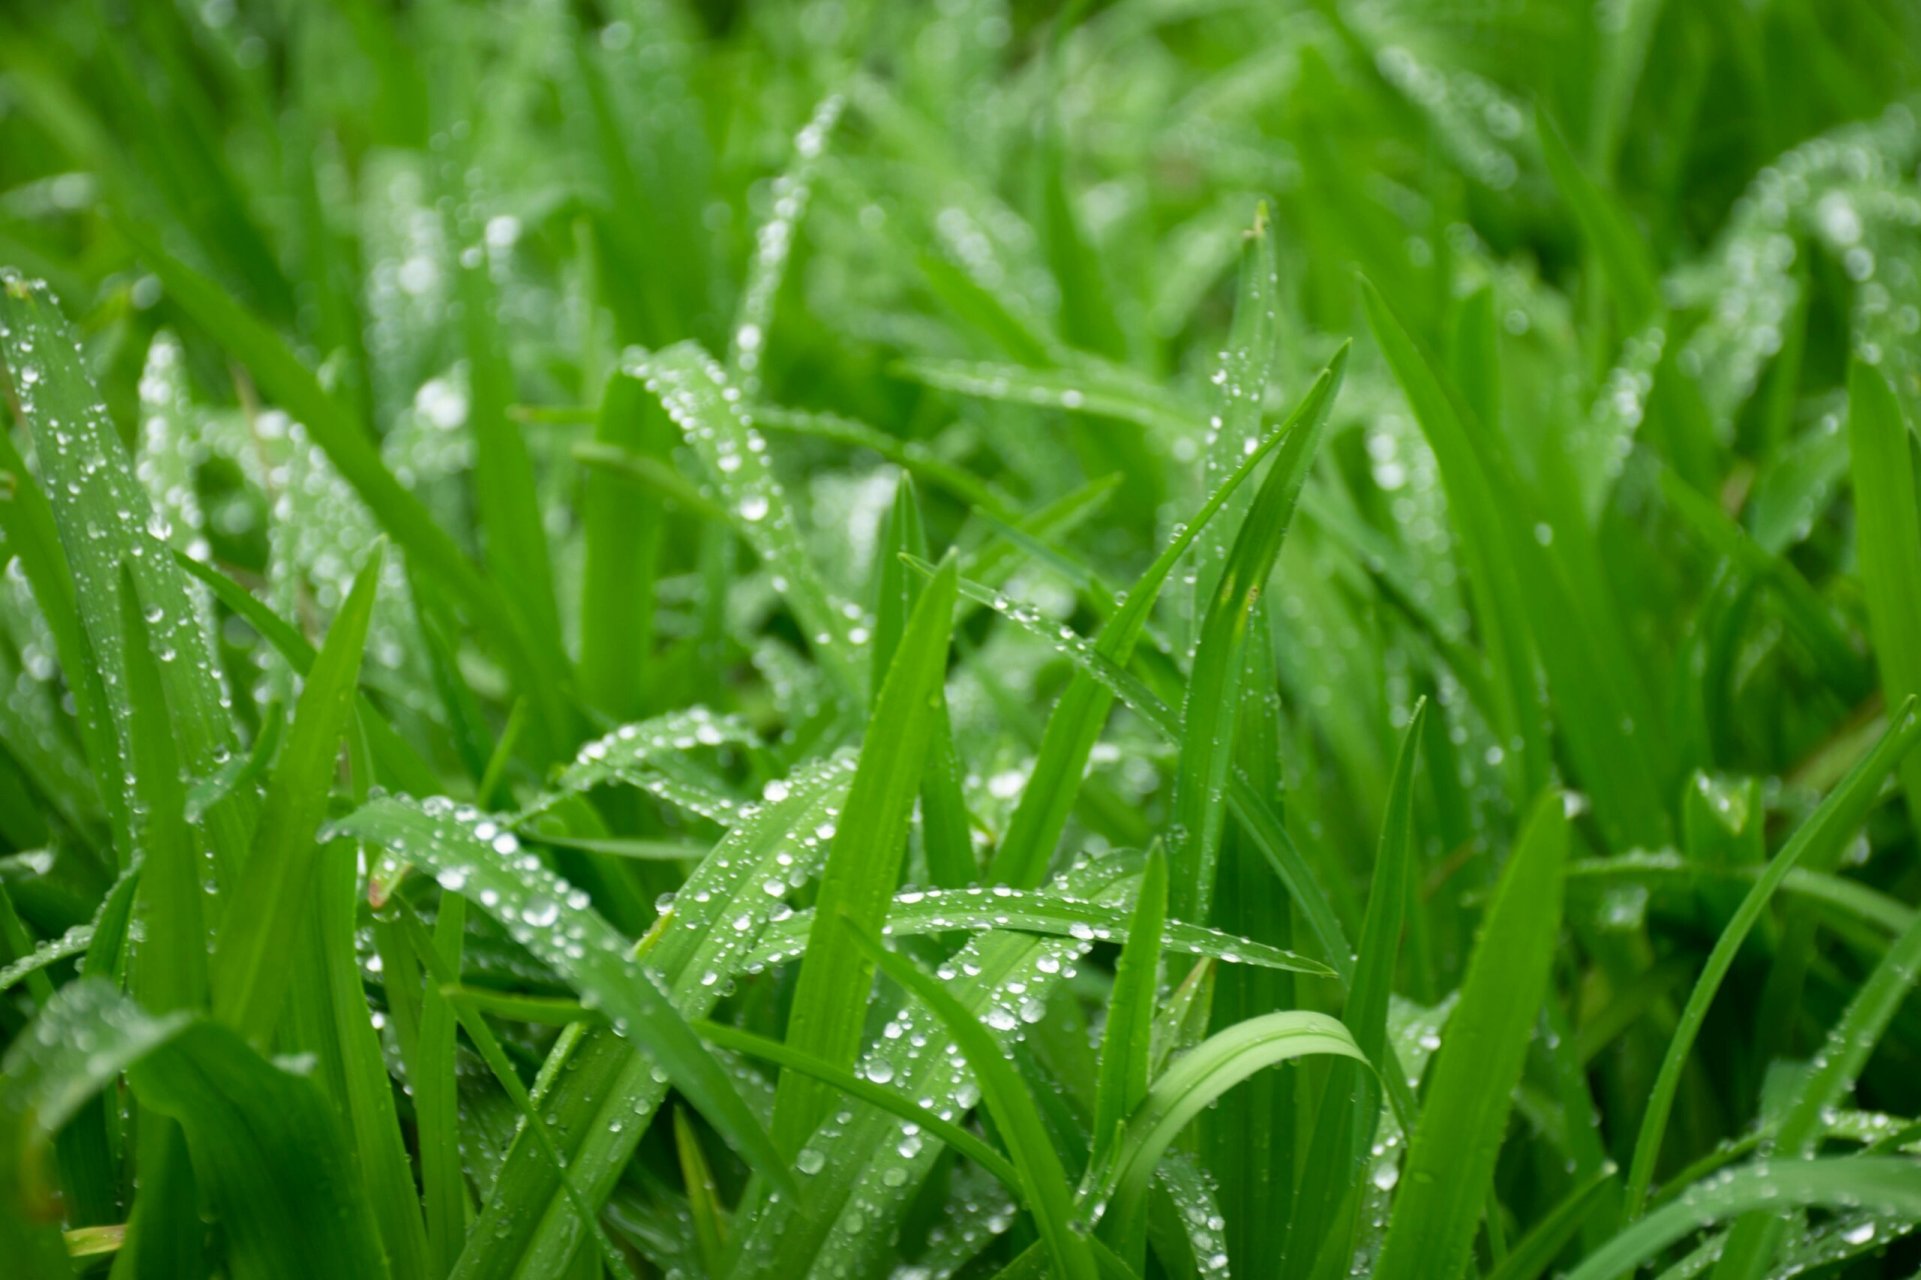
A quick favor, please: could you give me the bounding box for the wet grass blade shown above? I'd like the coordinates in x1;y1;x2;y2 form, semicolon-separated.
1090;847;1166;1189
850;918;1100;1280
1373;788;1569;1280
772;556;959;1151
1170;355;1341;922
335;794;800;1201
631;343;864;698
1571;1159;1921;1280
210;545;381;1042
1622;696;1921;1218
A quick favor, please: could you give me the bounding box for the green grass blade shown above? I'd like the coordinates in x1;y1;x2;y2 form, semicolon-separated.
1087;1010;1368;1230
1570;1159;1921;1280
1090;847;1166;1184
990;349;1346;887
211;544;382;1044
578;372;670;719
1622;696;1921;1218
772;556;959;1151
1373;788;1569;1280
335;794;800;1201
128;1019;391;1280
1169;354;1342;921
850;918;1100;1280
1847;358;1921;825
630;343;864;699
696;1020;1021;1192
1287;700;1426;1276
744;881;1331;975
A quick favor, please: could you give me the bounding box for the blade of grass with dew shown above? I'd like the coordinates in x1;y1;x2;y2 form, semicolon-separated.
1711;885;1921;1279
696;1020;1021;1192
1572;1158;1921;1280
210;544;381;1044
1169;366;1340;922
1846;358;1921;826
169;548;440;796
435;755;858;1280
850;918;1100;1280
105;221;573;758
872;475;974;886
334;794;799;1202
771;556;959;1152
1287;700;1426;1279
1191;202;1278;622
744;882;1332;975
0;272;250;875
0;413;122;856
629;343;864;699
1089;845;1166;1264
942;561;1356;973
1372;788;1570;1280
990;347;1347;891
736;853;1135;1280
894;356;1196;439
1621;696;1921;1218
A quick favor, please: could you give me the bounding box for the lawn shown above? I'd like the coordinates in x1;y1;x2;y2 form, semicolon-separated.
3;1;1921;1277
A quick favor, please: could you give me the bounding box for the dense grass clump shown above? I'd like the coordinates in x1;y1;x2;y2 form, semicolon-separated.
4;1;1921;1276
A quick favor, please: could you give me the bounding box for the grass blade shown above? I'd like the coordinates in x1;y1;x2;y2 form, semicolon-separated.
1372;788;1570;1280
850;918;1100;1280
1622;696;1921;1217
1847;358;1921;825
772;556;959;1151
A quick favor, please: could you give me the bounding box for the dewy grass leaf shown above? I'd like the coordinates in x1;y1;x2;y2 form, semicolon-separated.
992;348;1348;892
212;543;382;1043
1169;342;1343;922
1091;847;1166;1186
1622;696;1921;1217
849;918;1100;1280
334;794;800;1201
745;880;1331;975
630;342;865;698
772;555;959;1151
0;272;251;872
1373;788;1570;1280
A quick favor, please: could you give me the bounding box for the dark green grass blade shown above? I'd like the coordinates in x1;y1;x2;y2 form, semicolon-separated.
129;1020;390;1280
335;795;799;1201
1091;847;1166;1185
772;556;959;1152
1167;290;1342;930
851;919;1100;1280
1373;788;1569;1280
578;371;669;720
1287;700;1425;1277
1622;697;1921;1218
989;352;1346;887
211;545;382;1044
1847;359;1921;825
